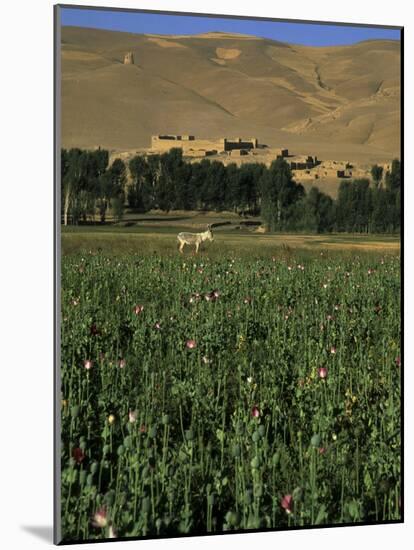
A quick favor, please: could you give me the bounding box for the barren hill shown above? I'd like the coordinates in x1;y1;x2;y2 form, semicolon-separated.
60;26;401;162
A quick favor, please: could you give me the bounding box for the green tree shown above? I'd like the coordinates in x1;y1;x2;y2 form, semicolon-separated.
63;148;110;225
385;159;401;193
156;149;185;212
96;171;114;223
370;187;389;232
289;187;334;233
189;161;209;210
336;179;371;232
61;148;88;226
371;164;384;188
173;161;193;210
129;155;161;212
335;180;352;231
108;158;126;218
109;158;127;193
112;196;124;223
260;158;304;231
202;161;226;211
353;179;371;232
224;163;240;211
238;163;264;214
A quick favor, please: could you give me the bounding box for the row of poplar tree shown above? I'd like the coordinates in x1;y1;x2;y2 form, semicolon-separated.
61;147;401;233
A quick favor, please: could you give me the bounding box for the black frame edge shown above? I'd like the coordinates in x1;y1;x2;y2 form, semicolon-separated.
54;3;62;546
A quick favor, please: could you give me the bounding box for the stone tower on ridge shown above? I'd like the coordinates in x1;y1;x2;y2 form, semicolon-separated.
123;52;134;65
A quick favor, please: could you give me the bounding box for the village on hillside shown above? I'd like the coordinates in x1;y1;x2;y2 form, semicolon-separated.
108;133;392;191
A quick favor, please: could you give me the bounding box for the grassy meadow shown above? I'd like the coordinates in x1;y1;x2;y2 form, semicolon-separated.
61;212;400;258
60;221;401;541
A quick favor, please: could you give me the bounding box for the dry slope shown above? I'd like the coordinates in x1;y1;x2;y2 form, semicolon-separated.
60;27;401;161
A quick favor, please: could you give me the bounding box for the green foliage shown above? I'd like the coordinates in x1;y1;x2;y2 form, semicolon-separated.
62;149;401;234
128;155;154;212
111;197;124;223
336;172;400;233
290;187;335;233
370;165;384;187
61;148;117;225
109;158;127;193
60;251;401;540
385;159;401;193
260;158;304;230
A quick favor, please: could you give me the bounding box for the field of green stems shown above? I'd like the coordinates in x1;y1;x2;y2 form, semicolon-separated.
60;250;401;541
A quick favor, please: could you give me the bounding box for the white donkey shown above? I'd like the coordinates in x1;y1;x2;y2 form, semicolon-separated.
177;225;214;254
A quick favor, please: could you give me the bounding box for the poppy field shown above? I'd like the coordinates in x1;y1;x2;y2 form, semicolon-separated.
60;249;401;541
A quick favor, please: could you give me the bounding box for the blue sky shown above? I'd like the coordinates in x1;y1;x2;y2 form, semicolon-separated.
60;7;401;47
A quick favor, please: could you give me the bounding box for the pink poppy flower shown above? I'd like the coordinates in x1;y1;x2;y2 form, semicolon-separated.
318;367;328;379
186;339;197;349
154;322;161;330
133;305;144;315
251;405;260;418
72;447;85;464
205;290;218;302
395;356;401;367
281;494;293;514
118;359;126;369
84;359;93;370
190;293;201;303
92;507;108;528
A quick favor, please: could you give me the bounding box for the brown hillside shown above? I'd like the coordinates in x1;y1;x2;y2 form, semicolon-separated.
60;27;401;162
